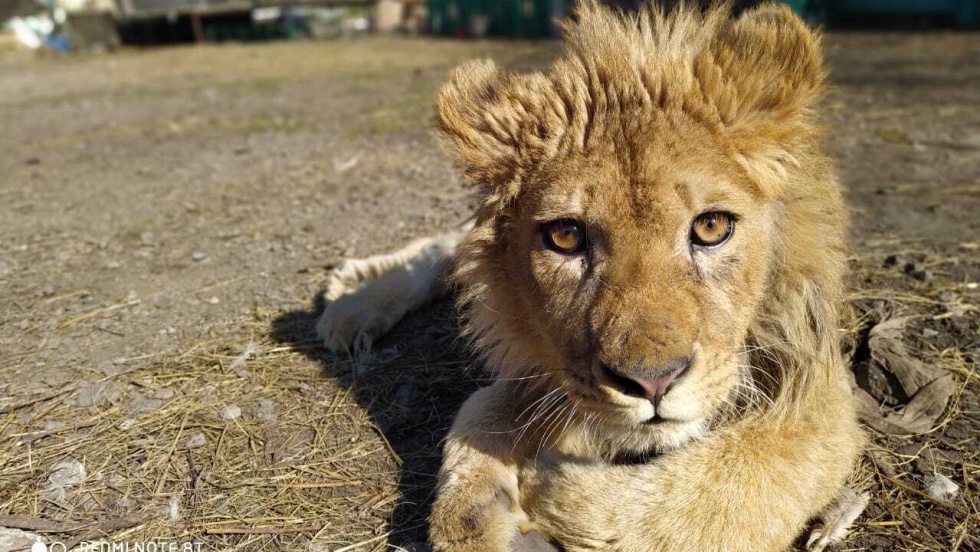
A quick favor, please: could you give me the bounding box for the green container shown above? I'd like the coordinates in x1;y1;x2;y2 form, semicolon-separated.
427;0;561;38
779;0;831;26
830;0;977;26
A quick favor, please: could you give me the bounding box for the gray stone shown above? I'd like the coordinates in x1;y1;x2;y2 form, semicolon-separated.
0;528;42;551
183;431;207;449
221;404;242;421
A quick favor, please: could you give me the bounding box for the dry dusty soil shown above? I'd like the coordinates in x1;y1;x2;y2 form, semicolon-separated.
0;32;978;552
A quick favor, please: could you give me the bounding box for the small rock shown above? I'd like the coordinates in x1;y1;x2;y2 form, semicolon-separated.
38;283;55;297
183;431;207;449
924;474;959;501
191;251;209;262
221;404;242;421
43;420;64;431
255;399;277;423
903;261;933;281
132;397;163;413
44;459;86;500
208;296;220;305
882;254;903;268
0;528;42;551
118;418;137;430
106;260;122;269
25;157;41;165
921;328;939;339
938;291;958;303
169;497;180;520
911;270;933;282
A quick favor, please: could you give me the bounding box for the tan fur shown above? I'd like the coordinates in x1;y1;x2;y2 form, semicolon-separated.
318;2;864;551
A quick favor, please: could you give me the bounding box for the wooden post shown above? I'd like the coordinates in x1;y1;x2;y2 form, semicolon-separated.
190;11;204;43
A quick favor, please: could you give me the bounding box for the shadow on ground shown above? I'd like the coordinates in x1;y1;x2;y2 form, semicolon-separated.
271;294;480;549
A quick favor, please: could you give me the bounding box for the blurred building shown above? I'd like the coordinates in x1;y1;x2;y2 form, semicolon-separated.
425;0;980;37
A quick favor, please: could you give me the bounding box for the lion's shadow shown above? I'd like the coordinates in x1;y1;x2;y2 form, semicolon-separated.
271;294;480;550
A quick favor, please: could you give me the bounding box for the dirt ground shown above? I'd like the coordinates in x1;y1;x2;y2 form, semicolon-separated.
0;32;977;552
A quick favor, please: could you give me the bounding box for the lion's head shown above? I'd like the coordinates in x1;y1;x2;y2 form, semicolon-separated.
439;2;848;455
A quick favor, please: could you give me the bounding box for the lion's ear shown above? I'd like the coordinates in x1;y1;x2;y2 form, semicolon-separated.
704;4;827;193
438;60;562;188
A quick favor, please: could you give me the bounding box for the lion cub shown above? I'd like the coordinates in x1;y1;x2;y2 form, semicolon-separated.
317;2;864;550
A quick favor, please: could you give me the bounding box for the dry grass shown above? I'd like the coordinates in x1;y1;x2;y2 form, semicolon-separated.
0;320;398;549
840;254;980;552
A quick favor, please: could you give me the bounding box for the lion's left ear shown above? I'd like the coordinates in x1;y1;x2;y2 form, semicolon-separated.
438;60;564;195
702;3;827;194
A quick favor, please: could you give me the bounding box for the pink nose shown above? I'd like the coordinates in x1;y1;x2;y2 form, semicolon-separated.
602;357;690;406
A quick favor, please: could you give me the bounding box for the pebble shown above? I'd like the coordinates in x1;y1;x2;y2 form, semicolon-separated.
882;254;904;268
183;431;207;449
0;528;42;551
221;404;242;421
132;397;163;413
44;458;86;500
903;261;933;281
191;251;209;262
938;291;958;303
256;399;277;423
924;474;959;501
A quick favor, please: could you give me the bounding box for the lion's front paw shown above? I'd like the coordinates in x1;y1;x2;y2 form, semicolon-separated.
316;289;401;355
430;475;543;552
315;260;407;354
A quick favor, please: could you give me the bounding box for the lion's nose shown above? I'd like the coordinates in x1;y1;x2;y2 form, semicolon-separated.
601;356;691;406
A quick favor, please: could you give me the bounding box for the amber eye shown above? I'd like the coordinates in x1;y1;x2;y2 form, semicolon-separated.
543;220;586;254
691;212;734;247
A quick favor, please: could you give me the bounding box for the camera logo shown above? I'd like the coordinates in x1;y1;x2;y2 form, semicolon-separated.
32;541;68;552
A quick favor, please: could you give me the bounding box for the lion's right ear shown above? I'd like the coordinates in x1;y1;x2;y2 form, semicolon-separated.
438;60;561;187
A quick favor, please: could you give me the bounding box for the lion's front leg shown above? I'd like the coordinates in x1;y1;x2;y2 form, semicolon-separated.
316;226;467;355
431;383;559;552
526;409;864;552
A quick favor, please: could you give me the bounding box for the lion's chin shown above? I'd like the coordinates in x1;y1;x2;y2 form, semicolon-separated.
577;406;707;457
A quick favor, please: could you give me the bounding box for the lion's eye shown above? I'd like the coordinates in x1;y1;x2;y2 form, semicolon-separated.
543;220;586;254
691;212;734;247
